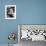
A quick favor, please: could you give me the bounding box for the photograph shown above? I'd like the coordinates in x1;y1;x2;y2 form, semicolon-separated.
5;5;16;19
18;24;46;46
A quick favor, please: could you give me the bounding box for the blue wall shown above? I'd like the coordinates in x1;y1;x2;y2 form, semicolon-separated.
0;0;46;44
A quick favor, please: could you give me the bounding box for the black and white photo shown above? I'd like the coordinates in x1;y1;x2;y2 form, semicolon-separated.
5;5;16;19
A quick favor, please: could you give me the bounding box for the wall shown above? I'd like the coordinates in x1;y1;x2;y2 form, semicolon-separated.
0;0;46;44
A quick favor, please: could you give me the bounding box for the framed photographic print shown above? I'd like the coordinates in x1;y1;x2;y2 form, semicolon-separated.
18;24;46;42
5;5;16;19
